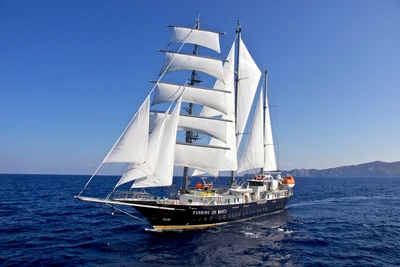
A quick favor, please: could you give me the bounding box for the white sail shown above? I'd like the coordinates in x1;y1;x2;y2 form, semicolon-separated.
114;106;171;187
152;82;229;115
132;95;183;188
149;111;230;143
236;37;261;148
192;40;237;176
169;26;221;53
174;143;228;177
238;90;264;173
104;96;150;163
263;75;277;171
159;52;225;83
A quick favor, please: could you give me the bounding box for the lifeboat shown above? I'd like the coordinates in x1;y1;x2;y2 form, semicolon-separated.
195;183;204;189
282;175;295;188
195;179;213;191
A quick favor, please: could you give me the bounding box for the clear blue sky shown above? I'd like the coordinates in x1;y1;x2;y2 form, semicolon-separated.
1;0;399;174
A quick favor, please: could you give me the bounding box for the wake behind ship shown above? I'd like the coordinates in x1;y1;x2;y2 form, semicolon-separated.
76;17;295;231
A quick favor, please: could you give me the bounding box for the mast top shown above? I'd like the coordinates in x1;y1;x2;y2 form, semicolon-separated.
236;20;242;34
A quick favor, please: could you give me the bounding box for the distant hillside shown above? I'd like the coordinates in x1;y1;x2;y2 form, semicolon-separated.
284;161;400;177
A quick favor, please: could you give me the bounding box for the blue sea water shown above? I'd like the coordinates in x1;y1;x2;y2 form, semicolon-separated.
1;174;399;266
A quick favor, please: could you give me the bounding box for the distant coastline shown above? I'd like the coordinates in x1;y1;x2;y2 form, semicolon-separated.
1;160;400;177
283;161;400;177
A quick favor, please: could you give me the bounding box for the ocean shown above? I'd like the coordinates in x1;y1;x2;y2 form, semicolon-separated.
1;174;399;266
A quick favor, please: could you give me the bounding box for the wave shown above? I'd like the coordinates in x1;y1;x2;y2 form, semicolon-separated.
286;195;400;209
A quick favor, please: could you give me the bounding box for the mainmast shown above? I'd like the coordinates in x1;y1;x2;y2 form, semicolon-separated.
261;70;267;174
231;20;242;186
182;16;201;193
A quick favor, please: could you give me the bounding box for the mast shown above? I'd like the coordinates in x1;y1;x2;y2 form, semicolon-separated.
261;70;267;174
182;15;201;193
231;20;242;186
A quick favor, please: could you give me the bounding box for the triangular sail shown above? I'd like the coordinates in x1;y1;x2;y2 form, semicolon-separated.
114;106;171;187
104;96;150;163
238;89;264;173
263;75;277;171
132;95;183;188
236;37;262;149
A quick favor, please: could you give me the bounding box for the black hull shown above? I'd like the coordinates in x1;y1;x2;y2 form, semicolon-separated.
130;197;290;231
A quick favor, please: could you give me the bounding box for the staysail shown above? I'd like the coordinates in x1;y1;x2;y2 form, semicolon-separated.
103;96;150;163
236;37;262;149
237;89;264;172
263;72;277;171
114;95;183;188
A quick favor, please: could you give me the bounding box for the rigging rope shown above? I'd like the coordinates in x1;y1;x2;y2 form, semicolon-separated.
106;204;150;225
79;22;198;196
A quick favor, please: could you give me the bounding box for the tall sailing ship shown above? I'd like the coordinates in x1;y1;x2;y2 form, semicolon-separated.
75;18;295;231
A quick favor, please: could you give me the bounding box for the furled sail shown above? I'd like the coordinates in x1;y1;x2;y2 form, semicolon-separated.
152;82;230;115
236;37;261;148
149;111;230;143
238;89;264;173
169;26;222;53
159;51;225;83
104;96;150;163
263;76;277;171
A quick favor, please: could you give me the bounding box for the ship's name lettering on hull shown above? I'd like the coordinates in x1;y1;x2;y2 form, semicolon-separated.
193;209;228;215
